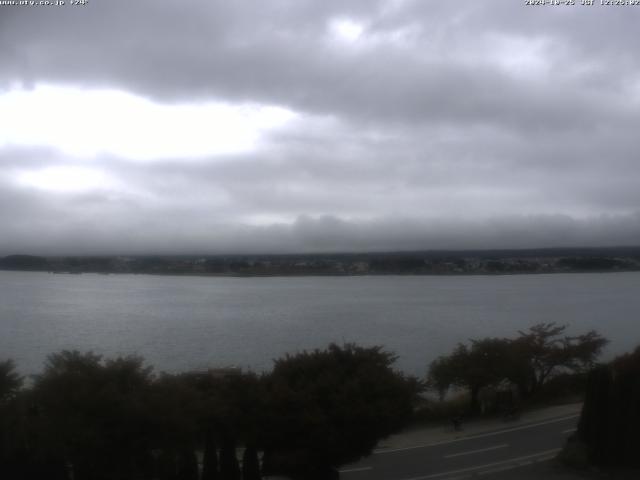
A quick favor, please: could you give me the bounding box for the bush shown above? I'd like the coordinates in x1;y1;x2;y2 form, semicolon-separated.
412;392;470;425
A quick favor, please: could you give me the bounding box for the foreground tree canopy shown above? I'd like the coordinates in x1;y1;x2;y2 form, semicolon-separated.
0;360;22;404
261;344;420;476
427;322;608;412
573;345;640;468
0;344;421;480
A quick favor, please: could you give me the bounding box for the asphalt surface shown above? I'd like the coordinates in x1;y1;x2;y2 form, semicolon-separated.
339;413;580;480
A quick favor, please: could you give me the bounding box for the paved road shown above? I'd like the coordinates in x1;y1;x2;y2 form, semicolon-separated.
339;414;579;480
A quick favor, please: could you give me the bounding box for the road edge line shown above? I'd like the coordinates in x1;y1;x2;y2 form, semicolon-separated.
398;448;561;480
374;414;579;454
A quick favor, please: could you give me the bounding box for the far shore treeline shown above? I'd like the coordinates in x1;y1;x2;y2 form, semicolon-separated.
1;322;633;479
1;246;640;277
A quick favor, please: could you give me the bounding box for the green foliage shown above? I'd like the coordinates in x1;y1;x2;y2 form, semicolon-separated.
181;369;266;444
527;373;587;405
1;344;420;480
576;346;640;467
427;338;513;412
412;392;470;425
0;360;28;480
427;323;608;412
146;373;202;449
31;351;155;480
514;323;608;396
261;343;422;476
0;359;22;403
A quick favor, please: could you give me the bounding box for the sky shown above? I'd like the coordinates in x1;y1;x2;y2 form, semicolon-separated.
1;0;639;255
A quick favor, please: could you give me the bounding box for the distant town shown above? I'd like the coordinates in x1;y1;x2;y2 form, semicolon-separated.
2;247;640;277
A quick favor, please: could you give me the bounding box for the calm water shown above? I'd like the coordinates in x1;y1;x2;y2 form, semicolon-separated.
1;270;639;377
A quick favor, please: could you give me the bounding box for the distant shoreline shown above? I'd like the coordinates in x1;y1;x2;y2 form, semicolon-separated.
2;267;640;279
2;247;640;278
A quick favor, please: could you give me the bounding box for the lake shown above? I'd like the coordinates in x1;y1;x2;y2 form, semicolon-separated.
1;270;638;377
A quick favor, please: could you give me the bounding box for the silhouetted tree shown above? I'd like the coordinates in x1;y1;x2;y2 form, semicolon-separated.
428;323;608;411
176;447;199;480
241;446;261;480
512;323;607;396
0;362;37;480
32;351;155;480
428;338;512;412
575;346;640;467
219;435;241;480
201;431;219;480
0;254;49;271
156;449;178;480
2;344;422;480
0;360;22;403
261;343;421;479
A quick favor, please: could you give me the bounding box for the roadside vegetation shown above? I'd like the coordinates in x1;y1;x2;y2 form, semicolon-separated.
0;323;625;479
561;345;640;470
422;323;607;420
0;344;420;480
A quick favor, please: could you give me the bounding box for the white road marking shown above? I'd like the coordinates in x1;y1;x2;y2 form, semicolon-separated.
562;428;577;434
397;448;561;480
443;444;508;459
375;414;579;454
338;466;372;473
478;452;558;475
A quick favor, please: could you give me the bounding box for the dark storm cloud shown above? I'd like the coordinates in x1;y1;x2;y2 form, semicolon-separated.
1;0;639;254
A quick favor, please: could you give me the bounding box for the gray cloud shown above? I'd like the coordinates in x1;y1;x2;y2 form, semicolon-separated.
1;0;639;254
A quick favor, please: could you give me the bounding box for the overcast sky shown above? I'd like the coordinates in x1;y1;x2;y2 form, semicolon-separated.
1;0;639;255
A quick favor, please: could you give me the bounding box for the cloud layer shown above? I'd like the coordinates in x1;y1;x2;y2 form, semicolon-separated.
1;0;639;254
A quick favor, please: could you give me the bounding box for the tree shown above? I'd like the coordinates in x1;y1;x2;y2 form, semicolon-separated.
427;338;512;413
0;360;22;403
427;323;608;411
512;323;608;396
178;369;266;480
201;431;219;480
32;351;155;480
176;448;199;480
261;344;421;479
0;254;49;271
0;359;29;480
573;346;640;467
219;436;241;480
241;446;261;480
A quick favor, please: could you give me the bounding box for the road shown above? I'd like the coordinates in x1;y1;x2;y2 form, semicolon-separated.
339;414;579;480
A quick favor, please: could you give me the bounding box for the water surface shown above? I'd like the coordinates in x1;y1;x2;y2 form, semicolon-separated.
1;271;638;376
